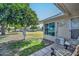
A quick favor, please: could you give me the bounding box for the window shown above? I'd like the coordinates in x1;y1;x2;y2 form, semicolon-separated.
44;22;55;36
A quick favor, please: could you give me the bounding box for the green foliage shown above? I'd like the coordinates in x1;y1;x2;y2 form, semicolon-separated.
19;42;45;56
0;3;38;29
9;40;31;49
30;25;38;29
8;39;45;56
30;25;38;31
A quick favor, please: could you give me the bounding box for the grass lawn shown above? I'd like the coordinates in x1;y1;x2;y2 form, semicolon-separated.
0;31;43;43
25;31;43;39
8;39;46;56
0;31;45;56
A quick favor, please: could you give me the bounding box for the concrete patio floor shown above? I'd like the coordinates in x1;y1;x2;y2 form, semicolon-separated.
30;43;72;56
30;44;52;56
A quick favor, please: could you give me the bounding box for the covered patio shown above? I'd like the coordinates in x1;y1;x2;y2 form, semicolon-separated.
39;3;79;56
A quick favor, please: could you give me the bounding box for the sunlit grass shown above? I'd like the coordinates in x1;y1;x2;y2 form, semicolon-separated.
18;31;43;39
8;39;45;56
26;31;43;39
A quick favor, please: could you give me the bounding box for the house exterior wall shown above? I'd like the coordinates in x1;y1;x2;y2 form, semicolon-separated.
43;18;71;42
42;3;79;42
57;19;71;40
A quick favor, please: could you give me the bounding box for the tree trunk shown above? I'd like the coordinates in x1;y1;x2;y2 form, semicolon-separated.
22;28;26;40
1;24;5;35
14;27;17;32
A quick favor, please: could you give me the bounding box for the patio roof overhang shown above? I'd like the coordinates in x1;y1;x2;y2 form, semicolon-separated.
56;3;79;18
40;3;79;24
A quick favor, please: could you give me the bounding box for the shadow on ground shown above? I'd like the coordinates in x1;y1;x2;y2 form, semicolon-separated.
0;39;46;56
0;40;28;56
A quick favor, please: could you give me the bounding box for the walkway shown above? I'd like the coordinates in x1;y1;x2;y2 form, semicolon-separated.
30;44;52;56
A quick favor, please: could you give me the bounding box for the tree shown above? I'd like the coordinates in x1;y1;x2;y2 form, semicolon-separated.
0;4;38;40
0;4;10;35
9;4;38;39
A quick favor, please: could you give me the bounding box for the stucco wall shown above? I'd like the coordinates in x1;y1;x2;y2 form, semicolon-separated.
44;35;56;42
57;19;71;39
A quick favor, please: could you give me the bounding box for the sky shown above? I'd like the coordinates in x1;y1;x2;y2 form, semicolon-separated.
30;3;62;21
